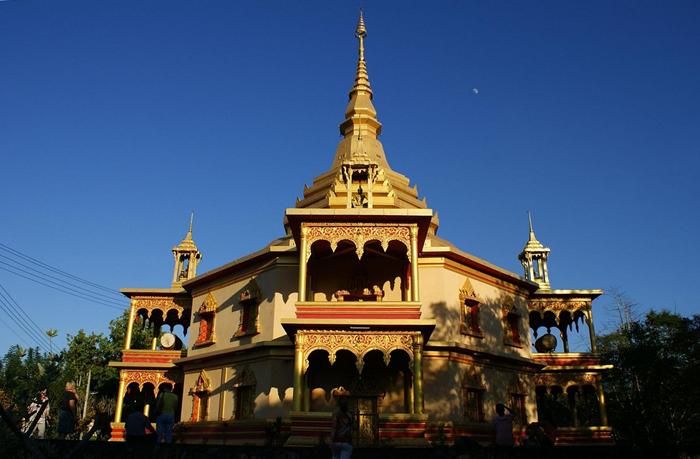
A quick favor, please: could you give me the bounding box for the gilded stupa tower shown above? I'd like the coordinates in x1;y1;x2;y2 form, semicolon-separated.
293;10;439;233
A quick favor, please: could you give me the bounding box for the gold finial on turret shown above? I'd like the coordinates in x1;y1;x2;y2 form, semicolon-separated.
356;8;367;60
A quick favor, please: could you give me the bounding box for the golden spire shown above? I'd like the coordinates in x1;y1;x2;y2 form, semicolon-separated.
525;211;543;249
335;9;384;163
351;8;372;98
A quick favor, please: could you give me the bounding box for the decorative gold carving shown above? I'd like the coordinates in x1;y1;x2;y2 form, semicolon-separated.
502;295;524;348
459;278;483;338
528;299;591;324
334;264;384;301
461;365;486;390
534;373;597;393
461;365;486;422
133;296;191;320
120;369;182;396
302;223;412;262
194;293;217;347
199;292;217;313
189;370;211;422
231;364;257;420
299;330;418;374
507;374;528;396
234;278;262;339
193;370;211;394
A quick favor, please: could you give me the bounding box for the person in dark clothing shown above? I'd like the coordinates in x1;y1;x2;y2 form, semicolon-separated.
155;384;178;443
330;394;354;459
125;400;157;442
57;381;79;440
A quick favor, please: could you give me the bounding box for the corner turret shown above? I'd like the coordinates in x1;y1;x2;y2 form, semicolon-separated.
518;212;550;289
172;212;202;288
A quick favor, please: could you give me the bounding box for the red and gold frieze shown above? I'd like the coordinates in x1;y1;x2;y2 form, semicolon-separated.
296;301;421;320
121;349;185;364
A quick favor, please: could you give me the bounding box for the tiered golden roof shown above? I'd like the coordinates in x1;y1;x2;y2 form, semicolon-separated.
293;10;439;233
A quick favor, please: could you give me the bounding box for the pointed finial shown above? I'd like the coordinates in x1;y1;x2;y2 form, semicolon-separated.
356;8;367;41
350;8;372;97
184;211;194;241
527;211;536;242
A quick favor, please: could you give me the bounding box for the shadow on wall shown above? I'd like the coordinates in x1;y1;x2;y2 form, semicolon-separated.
424;293;531;421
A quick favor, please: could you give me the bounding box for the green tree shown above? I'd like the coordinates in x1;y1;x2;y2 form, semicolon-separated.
599;310;700;446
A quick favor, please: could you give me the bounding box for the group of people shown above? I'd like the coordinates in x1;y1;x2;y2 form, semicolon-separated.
124;384;179;444
20;381;179;444
21;384;551;449
492;403;557;447
327;399;555;459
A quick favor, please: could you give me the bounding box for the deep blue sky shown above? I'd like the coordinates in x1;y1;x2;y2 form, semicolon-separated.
2;1;699;356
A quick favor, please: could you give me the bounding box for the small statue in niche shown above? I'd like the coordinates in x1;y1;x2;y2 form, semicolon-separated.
352;185;368;208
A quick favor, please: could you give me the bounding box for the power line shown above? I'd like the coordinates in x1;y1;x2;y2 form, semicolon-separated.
0;311;34;350
0;266;125;311
0;294;48;353
0;282;54;350
0;255;129;307
0;243;125;298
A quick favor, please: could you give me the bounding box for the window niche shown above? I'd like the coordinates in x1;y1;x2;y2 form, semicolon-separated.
462;365;486;423
234;278;262;339
189;370;211;422
230;364;257;421
459;278;484;338
507;375;528;427
502;295;524;348
194;292;217;347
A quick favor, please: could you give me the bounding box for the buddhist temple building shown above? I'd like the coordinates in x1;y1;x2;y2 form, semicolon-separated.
109;11;612;446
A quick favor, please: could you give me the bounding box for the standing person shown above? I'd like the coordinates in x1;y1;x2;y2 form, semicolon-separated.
155;384;178;443
492;403;516;447
22;390;51;439
330;394;354;459
57;381;79;440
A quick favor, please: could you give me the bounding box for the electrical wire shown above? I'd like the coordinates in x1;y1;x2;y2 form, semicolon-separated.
0;266;125;311
0;310;34;350
0;243;124;297
0;255;129;307
0;282;54;350
0;294;48;352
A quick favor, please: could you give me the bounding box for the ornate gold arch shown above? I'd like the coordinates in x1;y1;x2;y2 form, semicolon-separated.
133;296;191;320
298;330;418;374
121;369;182;396
303;222;413;262
534;373;597;393
528;298;591;325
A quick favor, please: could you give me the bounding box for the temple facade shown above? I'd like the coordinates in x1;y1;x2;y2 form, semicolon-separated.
109;12;612;446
